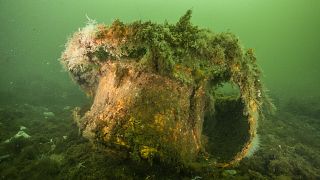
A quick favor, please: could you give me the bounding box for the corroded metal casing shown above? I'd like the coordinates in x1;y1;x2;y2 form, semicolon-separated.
62;11;271;167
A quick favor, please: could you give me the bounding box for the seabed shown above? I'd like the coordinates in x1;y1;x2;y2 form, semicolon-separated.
0;96;319;179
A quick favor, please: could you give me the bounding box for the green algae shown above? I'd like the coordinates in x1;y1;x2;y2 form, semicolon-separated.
62;10;273;119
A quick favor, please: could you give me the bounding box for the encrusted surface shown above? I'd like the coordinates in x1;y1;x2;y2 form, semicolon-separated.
62;10;273;167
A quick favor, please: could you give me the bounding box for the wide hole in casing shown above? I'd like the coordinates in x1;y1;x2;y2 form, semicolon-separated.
203;83;250;163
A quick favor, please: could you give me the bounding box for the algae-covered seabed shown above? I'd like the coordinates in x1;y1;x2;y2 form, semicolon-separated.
0;0;320;179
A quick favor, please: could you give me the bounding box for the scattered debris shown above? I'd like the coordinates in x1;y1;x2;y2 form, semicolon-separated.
191;176;202;180
76;161;86;169
0;154;10;162
49;154;64;164
222;169;237;176
14;130;31;139
43;111;55;118
63;106;71;110
49;138;56;151
4;130;31;143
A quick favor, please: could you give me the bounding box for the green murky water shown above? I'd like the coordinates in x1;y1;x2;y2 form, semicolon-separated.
0;0;319;179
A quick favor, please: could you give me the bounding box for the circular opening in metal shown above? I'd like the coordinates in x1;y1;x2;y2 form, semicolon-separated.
203;83;250;163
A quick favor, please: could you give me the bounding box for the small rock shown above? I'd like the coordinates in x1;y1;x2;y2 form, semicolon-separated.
63;135;68;140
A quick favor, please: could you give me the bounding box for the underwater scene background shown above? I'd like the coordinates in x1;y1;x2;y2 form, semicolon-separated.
0;0;319;179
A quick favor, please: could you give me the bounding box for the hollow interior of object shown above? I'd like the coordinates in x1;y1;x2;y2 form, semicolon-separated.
203;96;250;163
215;82;241;96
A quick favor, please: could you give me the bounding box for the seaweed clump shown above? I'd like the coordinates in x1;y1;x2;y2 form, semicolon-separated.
61;10;274;168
